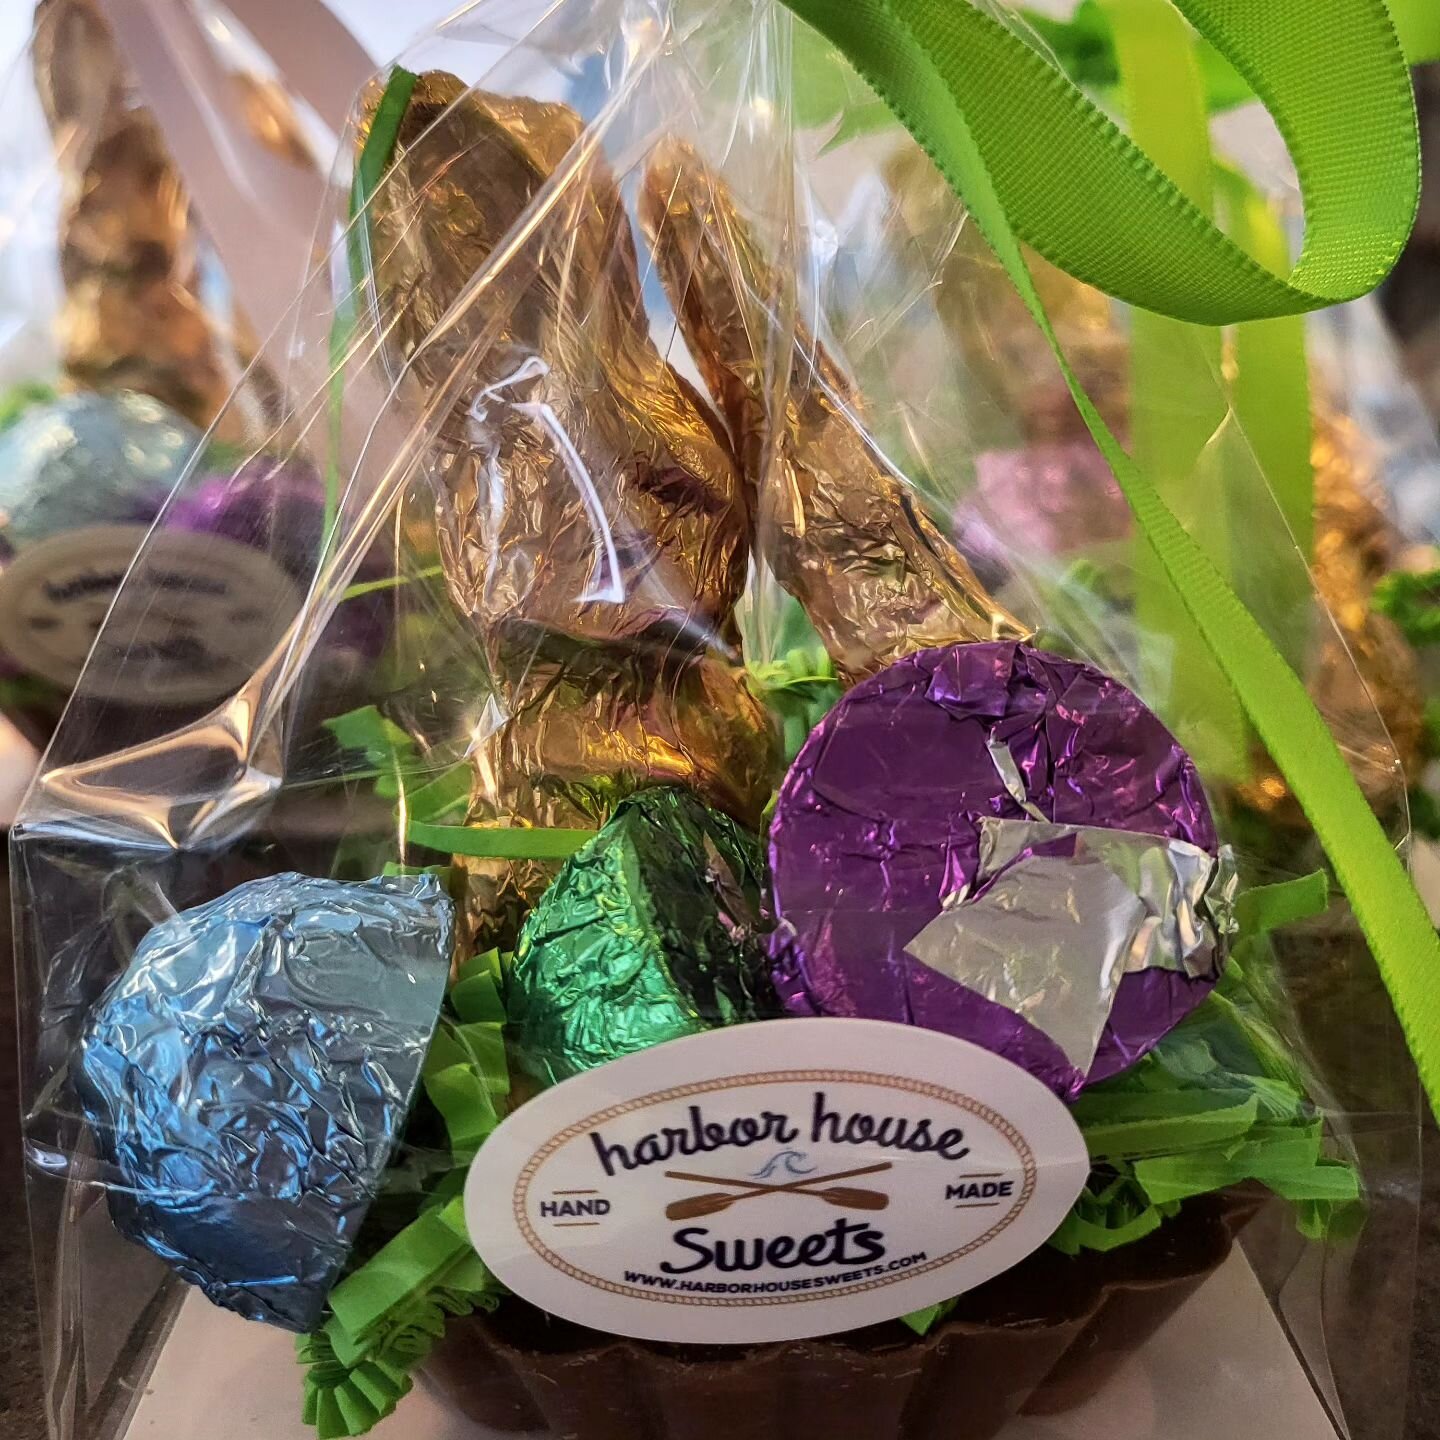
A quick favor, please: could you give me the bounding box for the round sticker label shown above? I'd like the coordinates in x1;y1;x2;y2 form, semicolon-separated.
0;525;300;702
465;1019;1090;1343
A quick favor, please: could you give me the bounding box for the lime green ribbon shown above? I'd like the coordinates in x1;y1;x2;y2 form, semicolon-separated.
299;951;512;1438
782;0;1440;1117
407;820;594;860
1026;0;1440;112
325;65;417;537
1099;0;1248;778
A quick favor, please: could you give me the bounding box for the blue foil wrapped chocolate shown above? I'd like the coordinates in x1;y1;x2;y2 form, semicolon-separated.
0;389;199;556
77;872;454;1331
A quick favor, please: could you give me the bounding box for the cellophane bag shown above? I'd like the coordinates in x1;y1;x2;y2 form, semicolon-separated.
13;4;1426;1440
0;0;368;746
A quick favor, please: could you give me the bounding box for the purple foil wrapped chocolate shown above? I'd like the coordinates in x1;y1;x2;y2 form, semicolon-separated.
168;456;327;581
768;641;1228;1097
167;458;388;664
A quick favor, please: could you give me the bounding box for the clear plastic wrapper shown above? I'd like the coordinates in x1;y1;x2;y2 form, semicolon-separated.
1305;294;1440;843
12;5;1425;1440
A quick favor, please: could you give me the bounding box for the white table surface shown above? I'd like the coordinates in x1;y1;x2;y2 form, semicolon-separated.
123;1246;1338;1440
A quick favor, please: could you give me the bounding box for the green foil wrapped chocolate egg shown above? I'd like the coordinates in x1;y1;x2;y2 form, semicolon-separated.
507;787;771;1085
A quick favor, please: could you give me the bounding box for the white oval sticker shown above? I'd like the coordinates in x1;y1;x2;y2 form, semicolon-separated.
465;1018;1090;1343
0;525;301;702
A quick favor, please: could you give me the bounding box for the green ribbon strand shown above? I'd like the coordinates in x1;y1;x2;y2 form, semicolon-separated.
406;821;594;860
1390;0;1440;64
1219;164;1315;565
1025;0;1440;112
781;0;1440;1118
1100;0;1248;778
325;65;417;536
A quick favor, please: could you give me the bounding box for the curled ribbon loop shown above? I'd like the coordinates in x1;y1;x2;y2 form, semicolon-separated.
785;0;1418;323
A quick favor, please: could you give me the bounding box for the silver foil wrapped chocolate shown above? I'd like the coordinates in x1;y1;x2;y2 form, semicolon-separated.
77;872;454;1331
906;819;1236;1075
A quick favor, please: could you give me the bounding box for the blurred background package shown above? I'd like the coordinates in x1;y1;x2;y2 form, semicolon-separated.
0;0;374;746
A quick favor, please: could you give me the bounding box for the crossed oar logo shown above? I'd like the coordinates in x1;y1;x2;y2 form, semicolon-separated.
663;1162;894;1221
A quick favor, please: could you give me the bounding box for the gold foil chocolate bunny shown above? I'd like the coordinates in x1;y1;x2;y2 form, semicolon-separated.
361;75;775;945
32;0;254;428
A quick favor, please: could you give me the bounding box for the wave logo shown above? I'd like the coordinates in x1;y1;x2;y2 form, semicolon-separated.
750;1149;817;1180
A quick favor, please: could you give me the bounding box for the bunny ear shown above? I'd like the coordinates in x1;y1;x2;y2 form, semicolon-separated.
94;0;372;394
642;145;1028;684
361;74;750;658
641;138;782;488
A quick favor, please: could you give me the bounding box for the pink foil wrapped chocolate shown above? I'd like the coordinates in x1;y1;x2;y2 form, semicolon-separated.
955;442;1129;572
768;641;1233;1097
